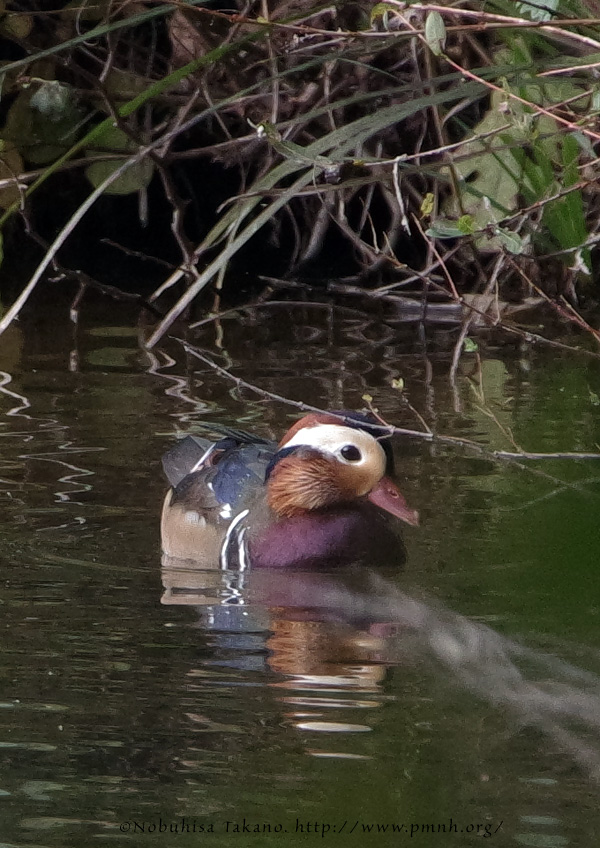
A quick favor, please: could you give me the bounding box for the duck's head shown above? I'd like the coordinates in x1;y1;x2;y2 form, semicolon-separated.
265;415;419;525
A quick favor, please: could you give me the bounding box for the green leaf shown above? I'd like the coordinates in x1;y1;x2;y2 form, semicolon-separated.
2;88;83;166
30;81;73;121
391;378;404;391
494;227;526;255
88;125;134;152
463;338;478;353
517;0;559;22
443;85;563;237
84;124;156;194
420;192;434;217
426;221;466;239
370;3;396;26
425;11;446;57
84;158;154;195
457;215;475;235
540;134;589;265
572;131;594;158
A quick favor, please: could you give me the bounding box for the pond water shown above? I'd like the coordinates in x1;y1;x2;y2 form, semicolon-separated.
1;296;599;848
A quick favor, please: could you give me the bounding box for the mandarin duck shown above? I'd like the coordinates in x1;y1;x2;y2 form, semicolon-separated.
160;412;418;569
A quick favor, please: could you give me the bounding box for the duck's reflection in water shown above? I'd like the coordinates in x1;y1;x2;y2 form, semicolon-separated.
161;556;600;775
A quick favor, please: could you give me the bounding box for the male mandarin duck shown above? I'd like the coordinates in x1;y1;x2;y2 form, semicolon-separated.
160;411;419;569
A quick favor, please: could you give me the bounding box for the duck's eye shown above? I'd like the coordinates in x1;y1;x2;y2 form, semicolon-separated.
340;444;362;462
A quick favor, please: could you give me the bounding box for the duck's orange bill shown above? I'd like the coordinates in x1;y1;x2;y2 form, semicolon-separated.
367;477;420;526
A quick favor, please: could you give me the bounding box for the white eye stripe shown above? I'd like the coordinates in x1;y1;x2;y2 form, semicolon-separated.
283;424;386;471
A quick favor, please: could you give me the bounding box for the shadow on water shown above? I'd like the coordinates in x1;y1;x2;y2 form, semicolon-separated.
161;556;600;781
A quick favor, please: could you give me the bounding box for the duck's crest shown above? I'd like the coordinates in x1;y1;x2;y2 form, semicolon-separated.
278;412;345;447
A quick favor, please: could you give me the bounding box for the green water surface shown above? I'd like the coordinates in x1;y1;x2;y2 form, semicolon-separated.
0;299;598;848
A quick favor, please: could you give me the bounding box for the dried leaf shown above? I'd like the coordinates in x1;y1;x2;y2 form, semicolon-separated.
1;12;32;39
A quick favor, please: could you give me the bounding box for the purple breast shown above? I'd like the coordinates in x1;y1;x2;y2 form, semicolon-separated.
248;504;406;569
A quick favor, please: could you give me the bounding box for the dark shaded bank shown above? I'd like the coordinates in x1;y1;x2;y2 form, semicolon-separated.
2;1;600;349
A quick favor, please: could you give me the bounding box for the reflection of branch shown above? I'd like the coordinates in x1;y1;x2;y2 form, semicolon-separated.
24;452;100;504
259;276;600;362
178;340;600;464
467;349;522;453
0;370;32;417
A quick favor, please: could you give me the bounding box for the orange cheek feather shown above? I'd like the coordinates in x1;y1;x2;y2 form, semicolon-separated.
267;455;347;517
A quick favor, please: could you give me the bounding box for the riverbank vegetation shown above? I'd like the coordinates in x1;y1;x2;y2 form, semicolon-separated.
1;1;600;348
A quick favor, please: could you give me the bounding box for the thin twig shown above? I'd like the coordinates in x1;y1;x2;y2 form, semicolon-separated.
411;214;460;300
505;257;600;347
177;340;600;468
